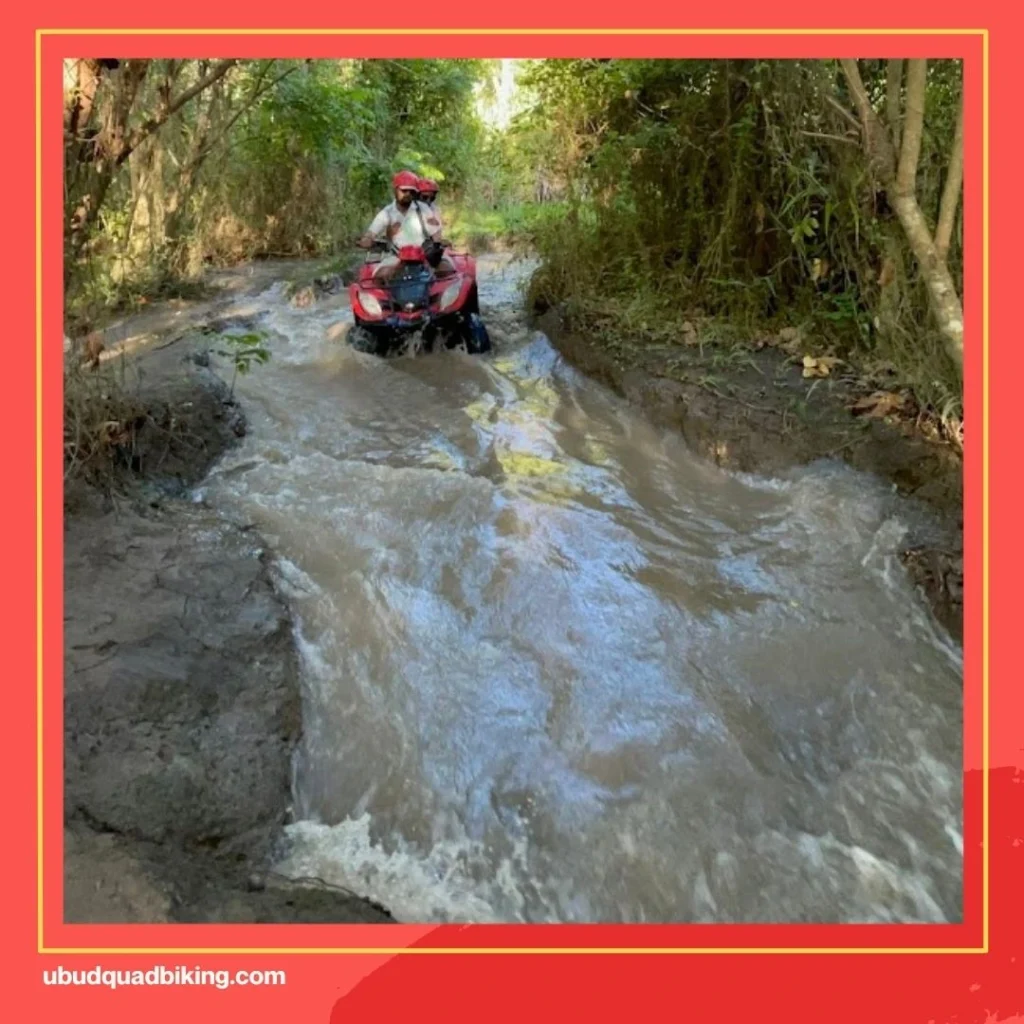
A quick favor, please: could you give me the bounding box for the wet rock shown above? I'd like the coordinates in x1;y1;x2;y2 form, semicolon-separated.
289;271;355;307
313;272;348;294
202;313;265;335
900;547;964;639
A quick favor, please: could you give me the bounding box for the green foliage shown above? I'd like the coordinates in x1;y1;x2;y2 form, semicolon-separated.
513;58;963;415
65;58;494;320
214;332;271;399
216;332;270;373
64;56;963;425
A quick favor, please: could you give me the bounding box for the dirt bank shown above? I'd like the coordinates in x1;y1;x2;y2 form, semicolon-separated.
534;308;963;642
63;268;392;924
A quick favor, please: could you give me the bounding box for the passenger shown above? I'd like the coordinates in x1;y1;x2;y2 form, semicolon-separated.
415;176;456;275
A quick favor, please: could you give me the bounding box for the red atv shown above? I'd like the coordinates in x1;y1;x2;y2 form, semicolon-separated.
347;240;492;357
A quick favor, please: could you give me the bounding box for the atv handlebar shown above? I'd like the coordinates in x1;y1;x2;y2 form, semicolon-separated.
362;239;397;254
359;238;452;255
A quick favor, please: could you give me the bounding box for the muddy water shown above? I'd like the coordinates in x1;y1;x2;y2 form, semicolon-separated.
197;254;962;924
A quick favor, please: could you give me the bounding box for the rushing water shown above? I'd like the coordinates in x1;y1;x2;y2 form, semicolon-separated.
196;254;962;924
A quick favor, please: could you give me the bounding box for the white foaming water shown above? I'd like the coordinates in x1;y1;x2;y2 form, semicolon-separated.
279;815;535;923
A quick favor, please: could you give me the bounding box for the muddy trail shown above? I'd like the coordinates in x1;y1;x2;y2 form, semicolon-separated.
65;253;962;925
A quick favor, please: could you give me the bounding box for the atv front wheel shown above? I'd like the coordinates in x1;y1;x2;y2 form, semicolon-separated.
462;313;491;354
348;324;387;356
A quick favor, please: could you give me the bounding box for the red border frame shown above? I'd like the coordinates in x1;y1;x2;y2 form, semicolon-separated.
6;2;1022;1020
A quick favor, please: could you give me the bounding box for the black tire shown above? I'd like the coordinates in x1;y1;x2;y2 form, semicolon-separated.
348;324;387;356
465;285;480;316
463;313;491;354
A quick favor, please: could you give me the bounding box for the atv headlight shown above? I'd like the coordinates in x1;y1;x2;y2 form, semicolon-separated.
439;278;463;311
358;291;383;317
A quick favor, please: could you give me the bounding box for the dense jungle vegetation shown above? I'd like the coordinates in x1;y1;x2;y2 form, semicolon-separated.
64;56;964;437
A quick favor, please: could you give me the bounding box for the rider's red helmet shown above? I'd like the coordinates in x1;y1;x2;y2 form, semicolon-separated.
392;169;420;191
418;177;439;197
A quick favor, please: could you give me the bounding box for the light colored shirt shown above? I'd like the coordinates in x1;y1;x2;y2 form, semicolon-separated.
366;201;436;247
420;201;443;237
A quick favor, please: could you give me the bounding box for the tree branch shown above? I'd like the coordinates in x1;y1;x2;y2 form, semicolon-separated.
896;59;927;198
799;130;860;145
885;59;904;152
825;94;861;129
118;59;238;166
935;89;964;261
839;58;898;185
192;63;296;166
837;59;873;125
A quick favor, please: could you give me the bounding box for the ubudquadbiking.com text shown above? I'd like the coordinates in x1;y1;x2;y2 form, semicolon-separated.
43;965;286;990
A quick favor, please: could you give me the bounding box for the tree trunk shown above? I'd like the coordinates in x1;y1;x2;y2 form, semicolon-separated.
64;59;150;281
127;140;151;259
150;138;166;253
840;58;964;372
885;59;904;152
64;59;237;286
64;59;102;140
892;59;963;370
935;92;964;262
889;193;964;365
162;74;224;247
895;60;927;197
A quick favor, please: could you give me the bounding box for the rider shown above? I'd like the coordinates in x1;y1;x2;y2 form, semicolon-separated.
358;170;442;280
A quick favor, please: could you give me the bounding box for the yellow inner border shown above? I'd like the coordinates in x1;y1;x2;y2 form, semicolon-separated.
37;32;983;958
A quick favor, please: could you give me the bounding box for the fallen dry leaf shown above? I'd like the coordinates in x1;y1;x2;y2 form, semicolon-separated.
777;327;803;354
802;354;840;378
849;390;909;418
